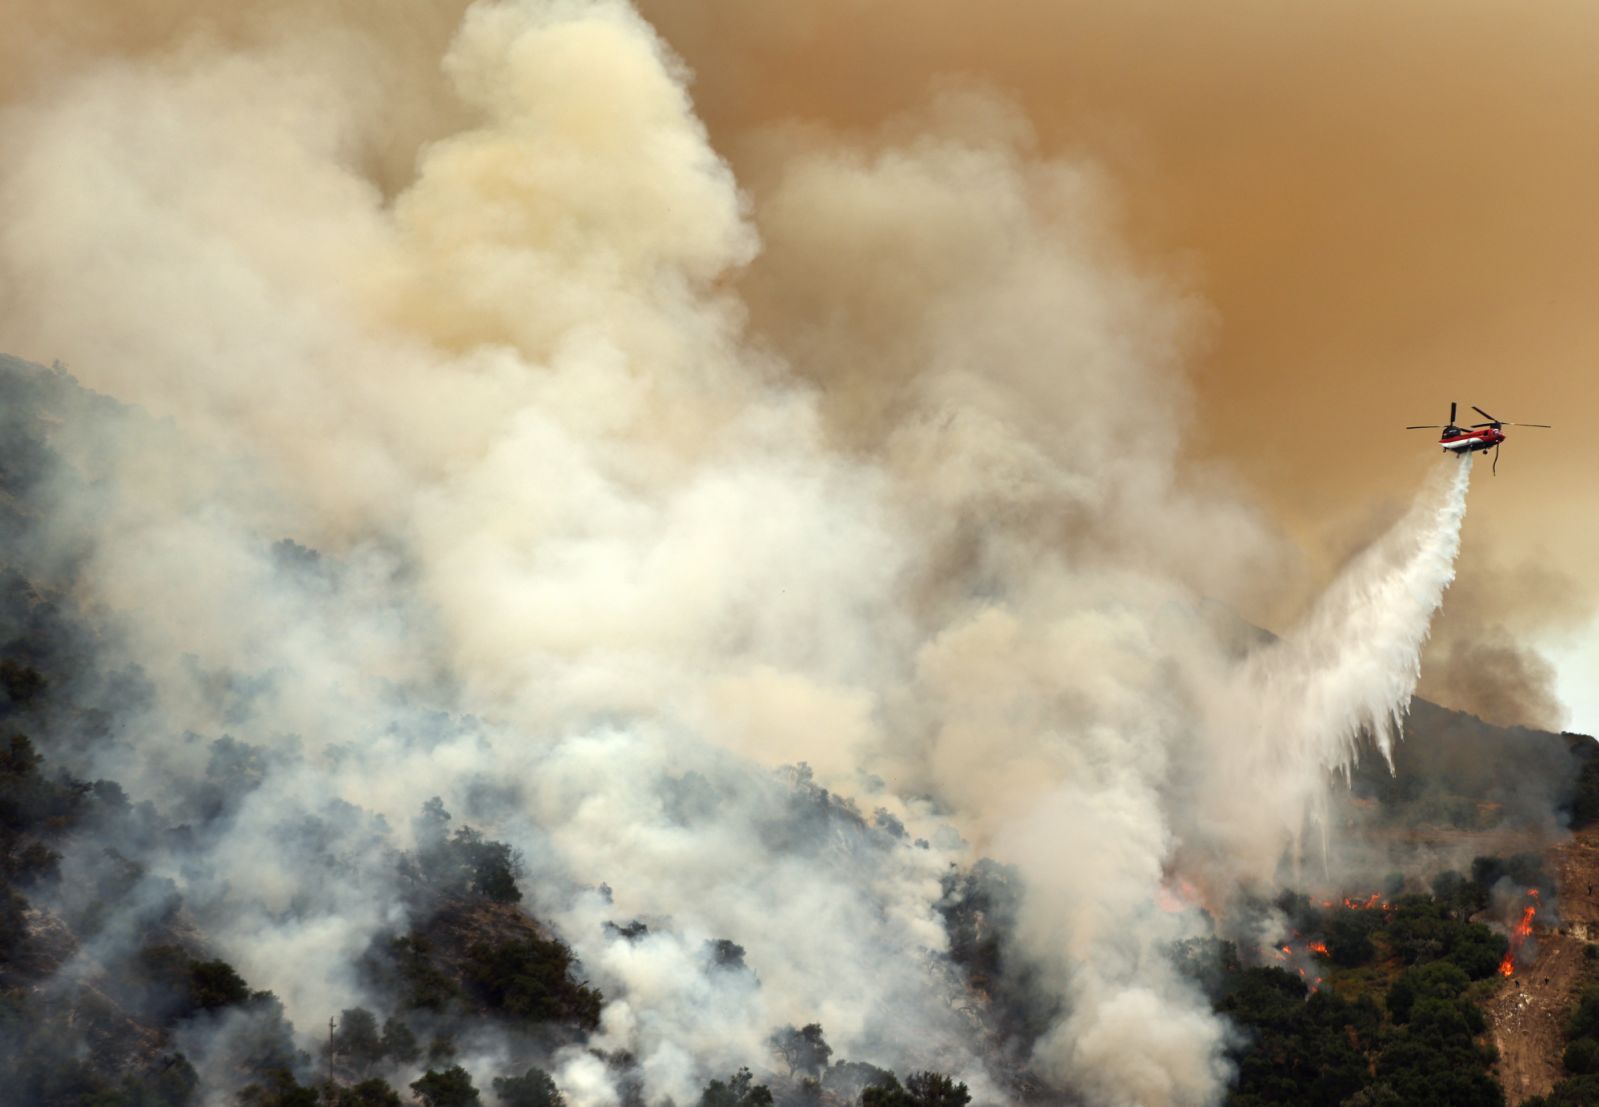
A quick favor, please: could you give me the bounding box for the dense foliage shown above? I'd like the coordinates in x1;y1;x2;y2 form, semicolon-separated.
493;1066;566;1107
462;935;603;1029
1208;880;1513;1107
859;1072;973;1107
697;1068;774;1107
0;623;603;1106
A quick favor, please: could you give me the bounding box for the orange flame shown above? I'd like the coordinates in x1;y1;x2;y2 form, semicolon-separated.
1341;892;1388;910
1155;875;1206;914
1309;941;1328;956
1498;892;1540;977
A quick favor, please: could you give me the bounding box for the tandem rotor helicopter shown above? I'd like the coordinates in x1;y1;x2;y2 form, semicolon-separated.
1405;402;1551;474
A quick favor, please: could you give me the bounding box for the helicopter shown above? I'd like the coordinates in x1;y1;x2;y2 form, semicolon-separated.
1405;403;1550;474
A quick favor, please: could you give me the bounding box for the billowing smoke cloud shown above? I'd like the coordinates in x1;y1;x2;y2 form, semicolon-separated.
1;2;1483;1104
636;0;1599;611
635;0;1596;730
1420;555;1589;730
1427;638;1564;732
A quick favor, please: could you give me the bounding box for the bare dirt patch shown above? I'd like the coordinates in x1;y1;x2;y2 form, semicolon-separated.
1488;931;1586;1104
1487;825;1599;1105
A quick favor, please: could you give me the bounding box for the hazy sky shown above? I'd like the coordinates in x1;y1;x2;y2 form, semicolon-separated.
4;0;1593;731
638;0;1599;731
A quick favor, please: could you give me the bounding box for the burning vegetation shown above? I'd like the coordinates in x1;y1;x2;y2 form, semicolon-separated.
1501;891;1543;979
1180;883;1510;1106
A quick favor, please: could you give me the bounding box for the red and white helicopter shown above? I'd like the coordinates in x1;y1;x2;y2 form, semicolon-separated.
1406;403;1550;474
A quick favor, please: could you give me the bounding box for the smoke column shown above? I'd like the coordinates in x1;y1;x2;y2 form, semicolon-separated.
991;458;1473;1107
0;2;1479;1105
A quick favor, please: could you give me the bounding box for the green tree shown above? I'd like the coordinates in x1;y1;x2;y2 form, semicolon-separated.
697;1068;773;1107
768;1023;832;1078
448;826;522;904
130;945;256;1020
411;1067;483;1107
237;1069;319;1107
1527;1073;1599;1106
387;932;459;1012
904;1072;971;1107
409;799;522;903
332;1008;386;1076
326;1079;404;1107
861;1076;912;1107
492;1066;565;1107
820;1061;893;1104
1571;990;1599;1042
1387;961;1471;1023
414;797;451;851
1218;968;1377;1107
426;1036;457;1066
1373;979;1504;1107
190;958;251;1011
860;1073;971;1107
380;1017;420;1065
1382;896;1506;977
1324;910;1380;967
0;662;46;708
1431;870;1486;918
462;936;602;1029
0;885;30;964
1566;1040;1599;1076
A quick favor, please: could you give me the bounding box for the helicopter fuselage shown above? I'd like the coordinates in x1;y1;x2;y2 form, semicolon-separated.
1438;426;1506;453
1407;404;1547;474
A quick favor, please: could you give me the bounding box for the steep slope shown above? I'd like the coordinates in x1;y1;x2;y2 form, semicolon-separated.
1487;823;1599;1105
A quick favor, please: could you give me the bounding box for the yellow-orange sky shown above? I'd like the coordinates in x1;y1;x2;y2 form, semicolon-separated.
6;0;1594;727
639;0;1599;726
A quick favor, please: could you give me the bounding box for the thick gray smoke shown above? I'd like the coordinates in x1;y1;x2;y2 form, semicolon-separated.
0;2;1477;1104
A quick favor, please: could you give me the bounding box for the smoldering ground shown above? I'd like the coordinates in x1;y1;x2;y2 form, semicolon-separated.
0;2;1519;1105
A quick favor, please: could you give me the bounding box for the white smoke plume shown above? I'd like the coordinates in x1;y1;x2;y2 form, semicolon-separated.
0;1;1476;1104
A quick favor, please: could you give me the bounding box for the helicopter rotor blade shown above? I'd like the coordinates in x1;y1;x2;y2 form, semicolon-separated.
1472;404;1497;422
1405;425;1445;430
1450;401;1457;425
1503;422;1552;428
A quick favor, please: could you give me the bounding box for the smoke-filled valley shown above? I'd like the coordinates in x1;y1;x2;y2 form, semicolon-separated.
2;4;1594;1107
